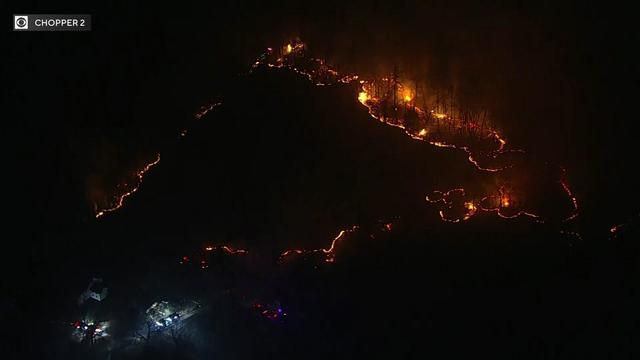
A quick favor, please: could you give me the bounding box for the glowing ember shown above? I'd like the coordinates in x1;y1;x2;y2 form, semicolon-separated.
280;249;303;258
220;245;248;255
608;213;639;239
559;170;579;222
194;101;222;120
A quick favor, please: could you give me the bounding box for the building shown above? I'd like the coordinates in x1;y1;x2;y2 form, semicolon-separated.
78;278;108;305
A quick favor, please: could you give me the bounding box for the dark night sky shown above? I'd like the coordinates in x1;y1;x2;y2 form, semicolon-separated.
4;1;640;358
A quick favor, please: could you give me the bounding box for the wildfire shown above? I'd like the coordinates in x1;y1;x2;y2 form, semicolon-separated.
608;213;639;239
204;245;248;255
96;39;584;266
221;245;248;255
184;39;585;264
403;89;412;103
559;171;579;222
358;91;371;104
194;101;222;120
279;226;359;263
124;39;580;255
426;186;544;223
98;98;223;218
181;245;249;269
280;249;303;258
501;196;510;208
95;154;161;219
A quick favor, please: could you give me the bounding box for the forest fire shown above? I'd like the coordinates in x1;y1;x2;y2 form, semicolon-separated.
95;99;223;218
403;89;413;103
358;91;370;104
501;195;511;208
559;173;579;222
96;38;582;259
278;226;359;263
95;154;161;219
220;246;248;255
181;245;248;270
204;245;248;255
252;40;581;230
427;186;543;223
194;100;222;120
352;81;520;173
608;213;639;239
15;3;640;357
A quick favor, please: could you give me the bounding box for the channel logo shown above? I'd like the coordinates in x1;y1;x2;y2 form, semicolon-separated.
13;14;91;31
14;15;28;30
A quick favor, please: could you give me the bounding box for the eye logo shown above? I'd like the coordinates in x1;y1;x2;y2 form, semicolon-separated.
14;15;29;30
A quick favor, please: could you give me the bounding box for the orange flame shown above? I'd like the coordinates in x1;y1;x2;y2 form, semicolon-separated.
95;154;161;219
